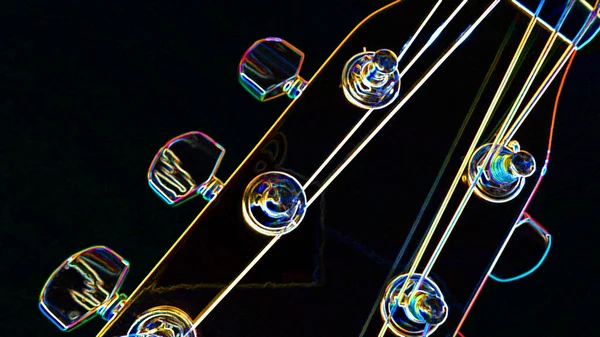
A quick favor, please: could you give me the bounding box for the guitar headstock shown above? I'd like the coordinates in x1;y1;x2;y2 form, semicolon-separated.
38;1;599;336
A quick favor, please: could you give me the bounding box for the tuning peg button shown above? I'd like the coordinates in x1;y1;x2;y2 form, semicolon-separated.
148;131;225;206
239;37;307;102
39;246;129;331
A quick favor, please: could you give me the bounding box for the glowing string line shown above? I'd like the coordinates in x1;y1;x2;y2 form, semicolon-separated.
189;233;282;333
302;108;374;190
397;0;445;63
188;2;499;333
394;0;538;305
414;0;577;294
399;0;467;78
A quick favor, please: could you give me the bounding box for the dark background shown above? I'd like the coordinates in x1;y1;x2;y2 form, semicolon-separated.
1;0;598;336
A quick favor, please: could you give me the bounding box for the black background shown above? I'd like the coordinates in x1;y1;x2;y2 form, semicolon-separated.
1;0;599;336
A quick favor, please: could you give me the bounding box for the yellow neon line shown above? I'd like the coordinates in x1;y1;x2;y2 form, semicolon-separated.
190;235;281;329
492;2;574;144
302;108;374;190
396;0;535;304
96;2;404;336
501;47;575;144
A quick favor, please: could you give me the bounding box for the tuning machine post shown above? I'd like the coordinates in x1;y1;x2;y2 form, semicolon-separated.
239;37;307;102
342;48;401;110
39;246;129;331
380;273;448;337
148;131;225;206
465;140;536;203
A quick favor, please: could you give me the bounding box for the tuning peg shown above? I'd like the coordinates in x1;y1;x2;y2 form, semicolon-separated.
148;131;225;206
489;212;551;283
39;246;129;331
239;37;307;102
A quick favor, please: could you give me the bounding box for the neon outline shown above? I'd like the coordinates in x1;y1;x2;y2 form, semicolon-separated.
147;131;225;206
39;246;129;331
91;1;599;336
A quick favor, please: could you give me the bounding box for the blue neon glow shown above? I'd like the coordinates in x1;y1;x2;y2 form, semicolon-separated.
576;23;600;49
489;234;552;283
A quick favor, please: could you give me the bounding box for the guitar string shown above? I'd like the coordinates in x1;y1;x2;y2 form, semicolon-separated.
396;0;444;63
187;1;499;333
399;0;466;78
482;28;541;144
411;0;577;294
302;107;375;190
188;233;282;334
391;0;545;311
358;16;518;337
415;0;599;292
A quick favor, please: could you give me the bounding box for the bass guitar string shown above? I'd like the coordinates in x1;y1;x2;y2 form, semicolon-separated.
482;28;541;144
